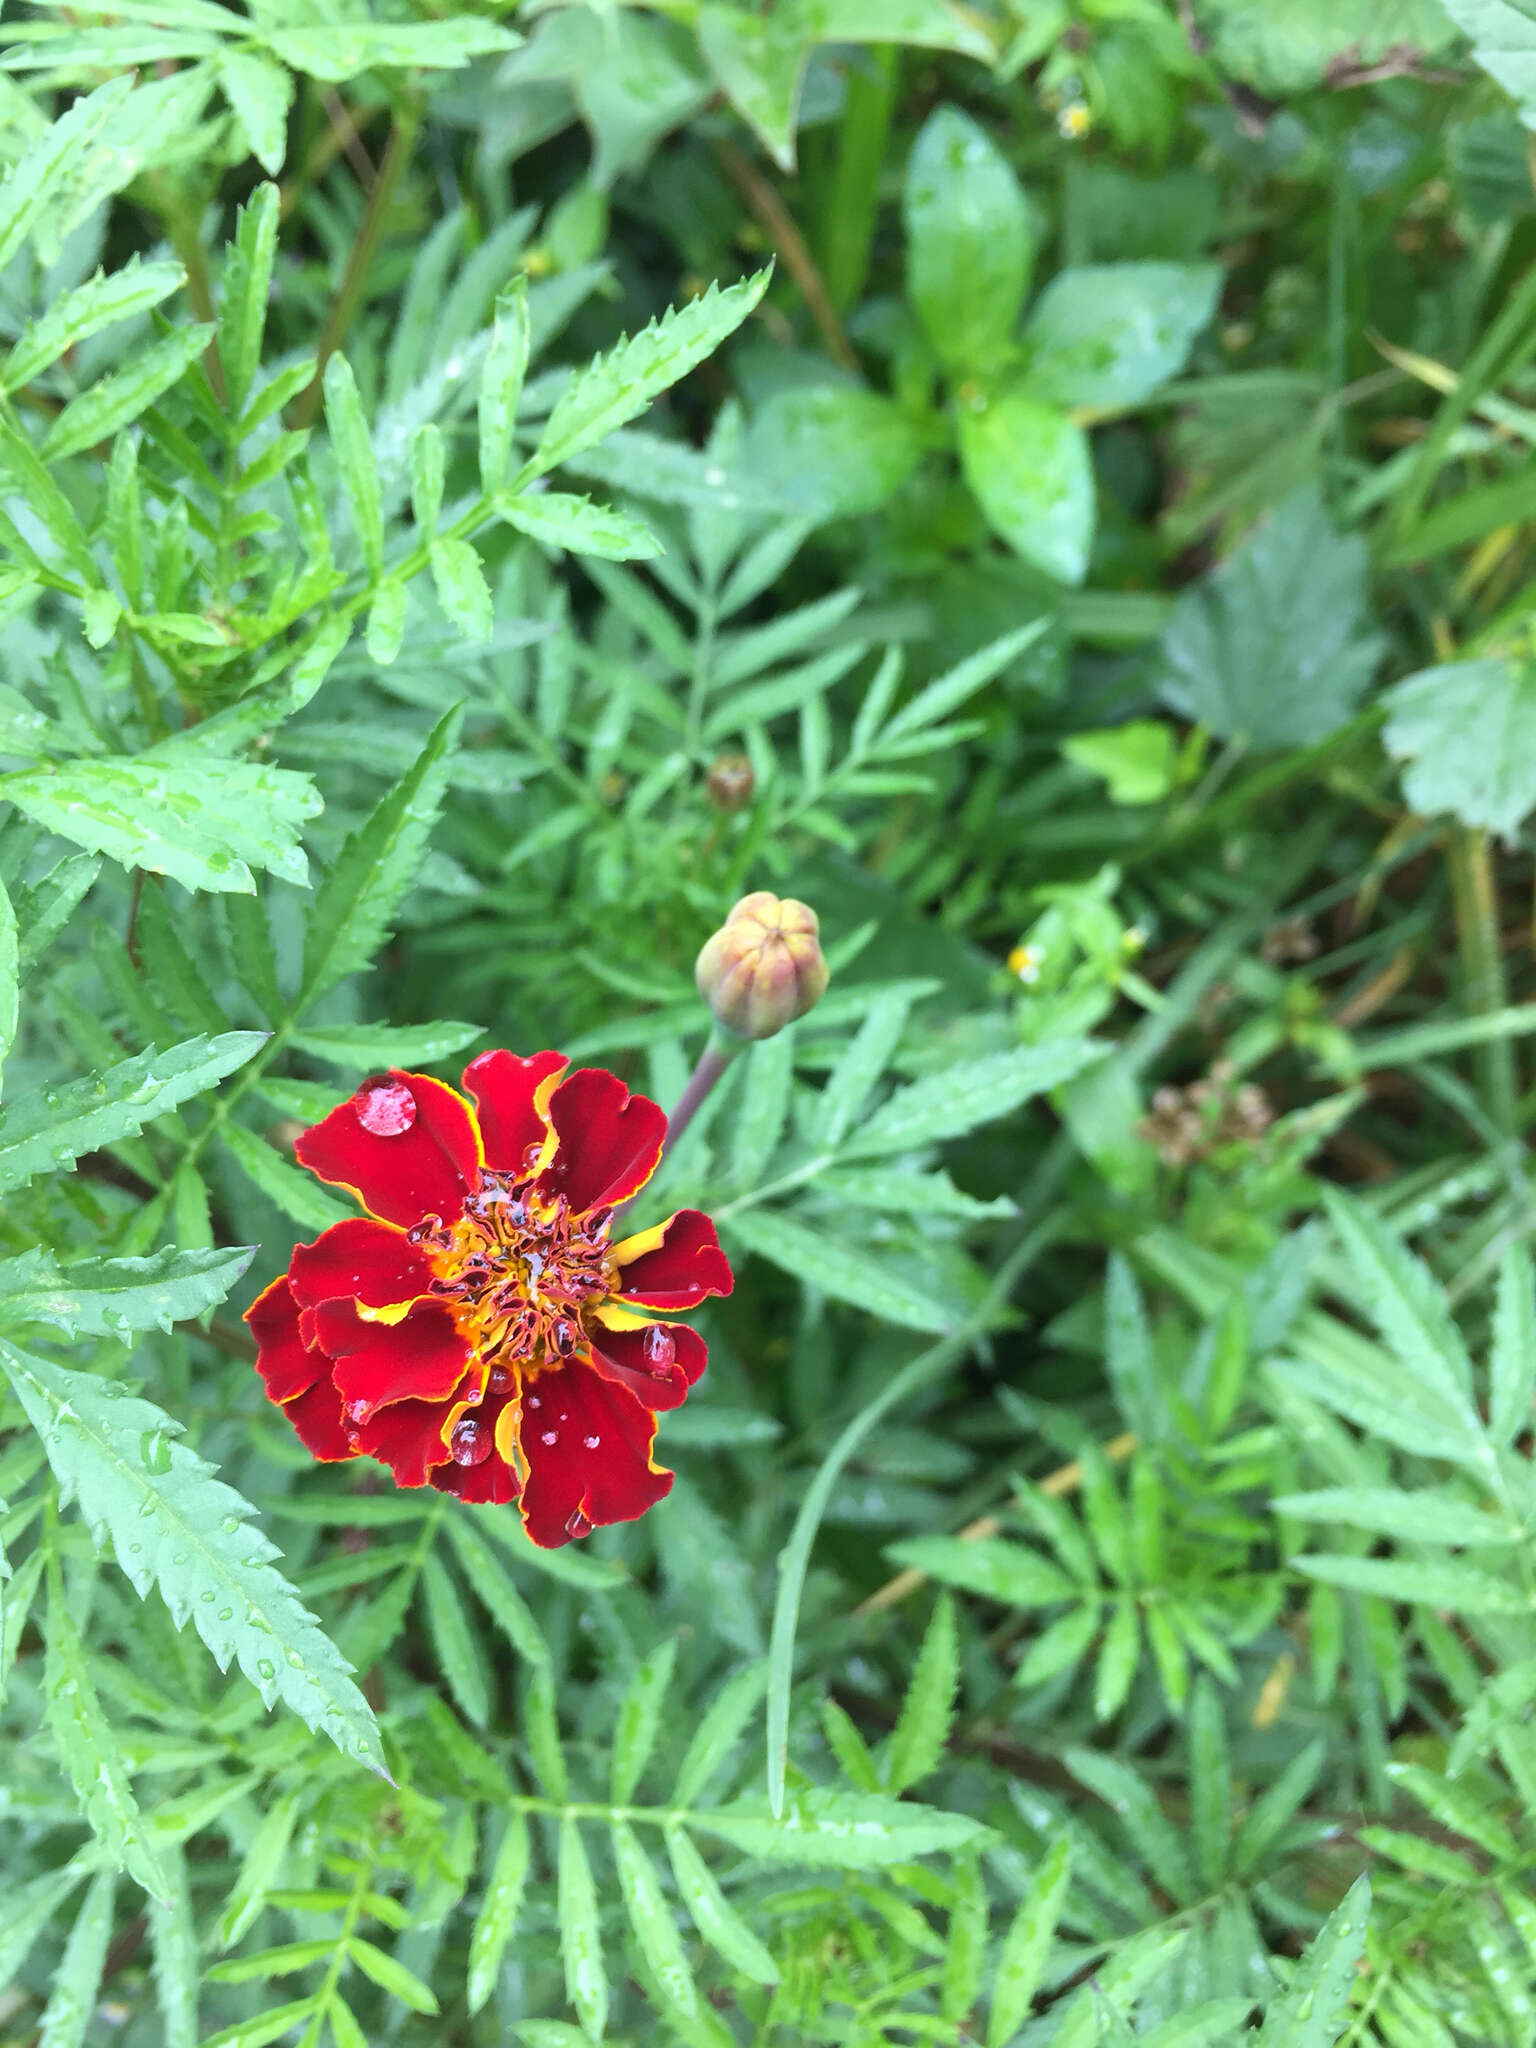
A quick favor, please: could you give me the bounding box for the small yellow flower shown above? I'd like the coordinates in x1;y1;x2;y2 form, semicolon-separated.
1058;102;1092;140
1007;944;1042;985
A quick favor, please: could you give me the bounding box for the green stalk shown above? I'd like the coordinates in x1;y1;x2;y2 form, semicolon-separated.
1447;823;1519;1139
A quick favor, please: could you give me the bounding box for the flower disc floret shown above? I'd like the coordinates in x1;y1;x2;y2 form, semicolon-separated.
244;1051;733;1546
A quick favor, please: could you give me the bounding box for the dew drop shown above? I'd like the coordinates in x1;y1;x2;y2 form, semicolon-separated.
256;1658;276;1681
521;1140;544;1172
356;1078;417;1137
345;1398;370;1424
127;1542;143;1555
217;1607;234;1621
565;1508;593;1539
643;1324;676;1375
487;1363;513;1395
450;1417;492;1467
200;1589;215;1602
526;1392;541;1409
541;1429;558;1446
583;1433;600;1449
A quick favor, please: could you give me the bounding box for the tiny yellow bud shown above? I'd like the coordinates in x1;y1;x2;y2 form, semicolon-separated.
696;891;830;1040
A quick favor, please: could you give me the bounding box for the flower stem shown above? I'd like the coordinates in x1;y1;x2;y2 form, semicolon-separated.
1448;823;1518;1138
664;1032;739;1155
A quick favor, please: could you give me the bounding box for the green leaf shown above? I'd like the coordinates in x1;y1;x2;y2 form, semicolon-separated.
467;1810;531;2016
1092;1598;1140;1720
0;875;15;1089
697;5;807;167
37;1869;115;2048
611;1637;677;1805
148;1844;198;2048
558;1817;609;2040
480;279;530;495
1189;1677;1232;1891
672;1660;768;1808
1015;1604;1100;1688
1233;1739;1326;1875
3;256;184;392
885;1593;958;1795
988;1832;1072;2048
1159;485;1383;748
525;1663;569;1802
612;1821;698;2016
1294;1552;1532;1613
302;704;462;1000
262;19;518;77
0;1341;387;1775
742;384;925;521
430;538;494;639
0;76;133;275
42;322;213;462
904;105;1032;371
956;386;1094;584
45;1577;169;1900
1382;657;1536;836
1209;0;1455;94
366;579;406;664
0;414;98;581
348;1936;439;2015
421;1551;490;1728
0;757;321;892
1490;1246;1535;1446
1062;720;1178;805
499;490;660;561
219;182;279;418
1272;1485;1517;1547
324;353;383;575
1022;264;1219;412
724;1207;954;1333
0;1243;253;1337
665;1827;779;1984
0;1032;263;1194
218;1788;302;1947
218;48;292;176
883;1535;1075;1606
846;1039;1101;1159
1065;1748;1193;1903
698;1789;986;1866
222;1121;353;1233
444;1510;550;1669
1255;1874;1369;2047
0;1867;84;1996
531;270;771;477
289;1021;480;1070
1321;1187;1480;1423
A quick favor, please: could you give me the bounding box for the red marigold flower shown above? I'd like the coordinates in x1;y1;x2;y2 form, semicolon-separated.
244;1053;733;1546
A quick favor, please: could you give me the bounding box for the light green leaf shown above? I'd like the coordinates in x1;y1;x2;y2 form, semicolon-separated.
0;875;15;1088
498;490;660;561
445;1511;550;1669
218;1789;301;1947
1062;720;1178;805
3;256;184;392
742;384;924;522
468;1811;531;2016
884;1535;1075;1606
421;1551;490;1728
699;1789;986;1866
905;104;1032;371
262;19;519;78
1293;1552;1532;1613
1;756;320;892
697;5;807;167
1322;1187;1479;1422
0;1243;252;1337
558;1817;608;2040
611;1637;678;1805
957;386;1094;584
611;1822;698;2016
1382;657;1536;837
430;537;494;640
290;1021;480;1070
1023;264;1219;412
1254;1874;1369;2047
0;1867;85;1997
988;1832;1072;2048
366;580;406;664
42;323;213;462
1490;1245;1535;1446
0;1340;387;1775
218;48;292;175
46;1579;169;1899
221;1121;353;1233
324;353;383;575
1092;1597;1140;1721
672;1661;768;1809
665;1826;779;1984
148;1844;198;2048
348;1936;439;2015
724;1207;953;1333
885;1591;958;1795
219;182;279;417
1272;1485;1517;1547
531;270;771;477
846;1039;1101;1160
1210;0;1455;94
37;1869;115;2048
480;279;530;495
0;76;134;276
0;1032;263;1194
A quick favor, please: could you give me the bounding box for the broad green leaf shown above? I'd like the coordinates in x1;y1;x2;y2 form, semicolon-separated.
480;279;530;494
1022;264;1220;412
611;1637;677;1804
1382;657;1536;836
744;383;925;521
611;1822;698;2015
0;1341;387;1775
724;1208;953;1333
531;270;771;477
1159;485;1383;748
45;1579;169;1899
666;1826;779;1983
0;1243;252;1337
885;1593;958;1795
3;256;184;392
988;1832;1072;2048
558;1817;608;2040
905;105;1032;370
0;1033;263;1194
957;386;1094;584
302;704;462;1000
467;1811;531;2016
884;1534;1075;1605
499;490;660;561
0;757;320;893
290;1021;480;1070
222;1121;353;1232
698;1789;986;1865
1209;0;1455;94
1063;719;1178;805
1255;1874;1369;2046
324;353;383;575
42;323;213;462
219;182;279;417
1294;1552;1531;1613
37;1869;115;2048
845;1039;1101;1159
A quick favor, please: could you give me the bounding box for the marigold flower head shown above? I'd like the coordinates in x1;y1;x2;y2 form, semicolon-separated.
695;890;829;1040
244;1053;732;1547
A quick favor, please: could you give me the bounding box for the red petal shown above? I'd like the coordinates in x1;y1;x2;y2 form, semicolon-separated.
295;1070;482;1229
543;1068;666;1216
247;1276;323;1403
309;1297;471;1420
284;1377;355;1462
431;1376;522;1504
463;1049;567;1174
354;1397;457;1487
288;1217;434;1313
517;1359;672;1547
613;1210;734;1311
585;1320;706;1413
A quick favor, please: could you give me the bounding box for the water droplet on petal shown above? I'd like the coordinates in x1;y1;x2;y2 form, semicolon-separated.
583;1433;601;1449
521;1140;544;1172
487;1363;513;1395
565;1508;593;1539
345;1399;370;1424
450;1417;492;1467
643;1324;676;1375
540;1429;558;1446
526;1392;540;1408
356;1078;416;1137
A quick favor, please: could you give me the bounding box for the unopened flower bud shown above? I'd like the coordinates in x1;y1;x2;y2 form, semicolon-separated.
706;753;755;812
696;891;829;1040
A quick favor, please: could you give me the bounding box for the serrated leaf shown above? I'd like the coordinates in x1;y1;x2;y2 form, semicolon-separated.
289;1021;480;1071
468;1810;531;2016
1;757;320;892
1382;656;1536;837
219;182;279;417
531;270;770;477
884;1535;1075;1606
558;1817;608;2040
885;1592;958;1795
0;1032;264;1194
480;279;530;494
845;1040;1101;1159
0;1340;387;1776
45;1579;168;1899
0;1243;252;1338
263;19;518;77
302;704;461;1001
37;1869;115;2048
1490;1245;1535;1446
0;875;15;1089
1322;1187;1481;1425
218;1788;301;1947
222;1121;354;1232
445;1510;550;1668
611;1637;677;1804
348;1936;439;2015
724;1207;954;1333
0;76;133;275
988;1832;1072;2048
148;1843;197;2048
324;353;382;574
697;1789;986;1866
1065;1749;1193;1903
3;255;184;392
42;323;213;462
666;1826;779;1984
421;1550;490;1728
1255;1874;1369;2047
673;1660;768;1809
1271;1485;1517;1547
499;489;661;561
1293;1552;1531;1612
430;537;494;638
612;1821;698;2016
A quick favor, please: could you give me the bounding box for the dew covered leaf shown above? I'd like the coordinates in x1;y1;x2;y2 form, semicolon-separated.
696;1789;987;1866
0;1340;387;1776
0;1244;253;1338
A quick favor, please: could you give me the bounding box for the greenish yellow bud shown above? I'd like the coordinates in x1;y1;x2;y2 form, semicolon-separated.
695;891;829;1040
